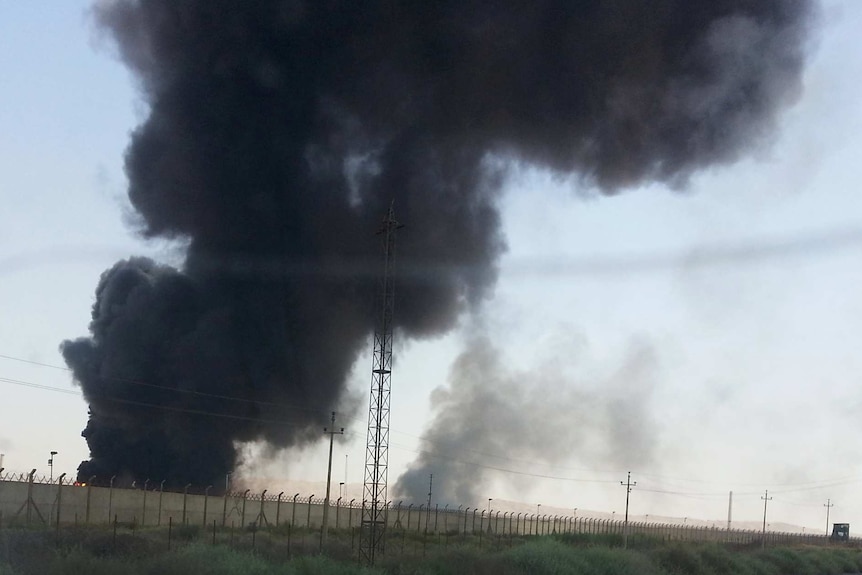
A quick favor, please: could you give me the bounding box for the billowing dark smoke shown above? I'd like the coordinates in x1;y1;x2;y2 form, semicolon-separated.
62;0;815;487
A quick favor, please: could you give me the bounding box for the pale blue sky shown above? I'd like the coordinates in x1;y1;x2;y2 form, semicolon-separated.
2;1;862;531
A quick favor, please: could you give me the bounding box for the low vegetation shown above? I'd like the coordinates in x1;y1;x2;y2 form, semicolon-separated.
1;523;860;575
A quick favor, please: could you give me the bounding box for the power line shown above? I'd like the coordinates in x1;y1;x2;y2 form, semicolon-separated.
392;442;621;484
0;352;334;417
0;372;306;427
1;369;617;481
0;352;635;480
7;366;862;505
6;224;862;281
501;225;862;278
0;376;80;395
620;471;636;549
761;490;773;549
321;411;344;549
5;369;862;496
4;357;862;497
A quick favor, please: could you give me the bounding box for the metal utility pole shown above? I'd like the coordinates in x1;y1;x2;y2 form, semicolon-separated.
761;490;772;549
620;471;636;549
360;203;403;566
48;451;57;481
727;491;733;530
321;411;344;549
824;499;834;536
425;474;433;535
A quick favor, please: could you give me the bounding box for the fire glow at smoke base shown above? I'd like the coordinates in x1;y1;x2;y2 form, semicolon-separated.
61;0;817;489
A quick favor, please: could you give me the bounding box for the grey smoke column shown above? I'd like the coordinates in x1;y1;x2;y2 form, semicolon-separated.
62;0;816;488
394;336;659;504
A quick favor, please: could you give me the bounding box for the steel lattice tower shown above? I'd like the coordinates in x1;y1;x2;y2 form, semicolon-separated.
359;203;401;565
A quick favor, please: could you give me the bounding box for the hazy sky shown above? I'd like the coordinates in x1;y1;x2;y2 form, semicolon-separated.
3;1;862;532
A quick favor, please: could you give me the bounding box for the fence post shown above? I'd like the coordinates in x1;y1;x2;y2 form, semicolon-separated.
223;486;229;526
142;479;150;526
84;474;96;524
182;483;191;524
158;480;165;526
291;493;299;526
241;489;250;527
306;494;314;527
25;469;37;525
385;500;392;529
56;473;66;530
204;485;212;526
108;475;116;524
276;492;283;527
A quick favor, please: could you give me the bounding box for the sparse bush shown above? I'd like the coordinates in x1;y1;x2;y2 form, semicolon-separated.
697;544;745;575
504;539;590;574
832;548;862;572
172;523;201;542
291;555;381;575
144;544;274;575
757;548;817;575
652;543;710;574
3;523;862;575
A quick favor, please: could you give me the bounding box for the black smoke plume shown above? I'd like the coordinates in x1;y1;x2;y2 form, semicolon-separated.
62;0;816;488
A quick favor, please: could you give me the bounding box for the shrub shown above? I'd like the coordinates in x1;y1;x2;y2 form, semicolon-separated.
757;548;817;575
43;548;134;575
143;544;274;575
580;546;663;575
651;543;709;575
172;523;201;542
504;539;593;575
698;544;746;575
291;555;382;575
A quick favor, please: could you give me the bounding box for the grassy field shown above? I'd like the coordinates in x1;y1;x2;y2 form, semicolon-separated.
1;524;861;574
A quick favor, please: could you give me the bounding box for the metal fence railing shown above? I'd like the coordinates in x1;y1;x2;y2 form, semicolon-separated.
0;471;858;549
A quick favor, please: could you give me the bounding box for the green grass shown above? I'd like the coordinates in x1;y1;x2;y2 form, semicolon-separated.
2;524;861;575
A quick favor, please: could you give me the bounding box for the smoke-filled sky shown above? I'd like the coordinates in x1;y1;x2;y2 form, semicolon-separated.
3;0;862;531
